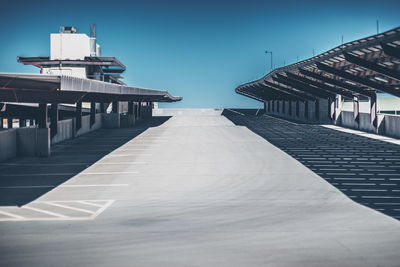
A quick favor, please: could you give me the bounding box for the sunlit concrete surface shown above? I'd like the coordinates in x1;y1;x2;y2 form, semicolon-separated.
1;113;400;266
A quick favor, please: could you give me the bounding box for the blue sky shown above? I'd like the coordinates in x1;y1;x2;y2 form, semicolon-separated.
1;0;400;108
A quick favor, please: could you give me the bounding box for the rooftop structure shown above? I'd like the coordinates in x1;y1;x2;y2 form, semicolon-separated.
235;26;400;138
17;25;126;84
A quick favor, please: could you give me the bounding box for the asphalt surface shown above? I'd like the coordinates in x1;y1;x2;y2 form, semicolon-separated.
1;114;400;266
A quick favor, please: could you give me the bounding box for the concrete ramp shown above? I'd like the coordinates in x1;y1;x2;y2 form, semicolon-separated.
153;108;223;116
0;113;399;266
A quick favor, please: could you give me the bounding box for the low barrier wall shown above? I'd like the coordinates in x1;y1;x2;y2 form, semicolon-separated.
0;129;17;162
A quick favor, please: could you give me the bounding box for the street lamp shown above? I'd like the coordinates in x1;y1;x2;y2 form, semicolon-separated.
265;50;273;71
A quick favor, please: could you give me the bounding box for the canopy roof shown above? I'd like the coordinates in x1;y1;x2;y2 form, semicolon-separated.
236;26;400;102
0;73;182;104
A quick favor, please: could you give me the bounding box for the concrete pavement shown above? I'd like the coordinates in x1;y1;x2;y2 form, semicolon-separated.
1;113;400;266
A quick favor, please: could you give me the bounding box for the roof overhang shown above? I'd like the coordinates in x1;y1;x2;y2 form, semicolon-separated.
236;26;400;101
0;73;182;104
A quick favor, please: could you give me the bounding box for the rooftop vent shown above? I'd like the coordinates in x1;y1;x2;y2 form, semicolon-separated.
60;26;77;34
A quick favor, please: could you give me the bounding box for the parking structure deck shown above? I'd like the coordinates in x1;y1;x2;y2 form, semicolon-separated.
0;112;400;266
224;113;400;220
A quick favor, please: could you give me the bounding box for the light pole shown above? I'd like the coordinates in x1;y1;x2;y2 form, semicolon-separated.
265;50;273;71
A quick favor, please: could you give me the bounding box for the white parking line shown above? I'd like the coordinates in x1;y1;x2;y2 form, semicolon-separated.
45;202;94;214
0;210;24;219
80;172;138;175
0;200;115;222
0;184;129;189
23;206;68;218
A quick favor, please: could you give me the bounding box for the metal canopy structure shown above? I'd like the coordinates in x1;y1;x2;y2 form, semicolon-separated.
236;26;400;118
0;73;182;103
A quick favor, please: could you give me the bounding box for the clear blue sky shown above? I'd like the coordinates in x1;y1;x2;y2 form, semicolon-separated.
1;0;400;108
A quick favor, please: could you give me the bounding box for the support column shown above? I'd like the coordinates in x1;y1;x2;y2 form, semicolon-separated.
138;102;142;118
7;118;13;129
288;101;292;115
128;101;134;115
353;96;359;124
304;101;309;119
315;99;320;121
268;101;271;112
296;101;299;117
38;104;48;128
272;101;275;113
370;92;377;127
277;101;280;113
0;117;3;128
50;103;58;137
19;119;26;128
76;101;82;131
328;97;335;121
37;103;50;156
90;101;96;127
263;102;267;114
112;101;119;113
100;103;106;113
282;101;286;114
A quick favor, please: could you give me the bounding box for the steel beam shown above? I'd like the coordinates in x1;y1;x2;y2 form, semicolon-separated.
286;72;354;99
274;74;334;99
381;42;400;59
343;52;400;81
263;80;316;101
299;68;374;98
316;62;400;97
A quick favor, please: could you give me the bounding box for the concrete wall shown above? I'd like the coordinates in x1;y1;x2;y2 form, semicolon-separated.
102;113;120;128
51;119;74;144
0;129;17;162
382;114;400;139
76;114;102;137
51;114;102;144
17;127;37;156
266;99;331;124
1;108;152;162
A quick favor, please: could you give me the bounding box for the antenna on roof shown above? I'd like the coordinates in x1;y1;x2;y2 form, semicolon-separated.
376;20;379;34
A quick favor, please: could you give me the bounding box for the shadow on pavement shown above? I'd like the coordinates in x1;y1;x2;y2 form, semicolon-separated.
0;116;171;206
224;113;400;220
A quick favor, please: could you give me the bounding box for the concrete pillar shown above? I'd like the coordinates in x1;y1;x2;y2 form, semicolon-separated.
370;93;377;127
288;101;292;115
304;101;309;119
76;101;82;130
128;101;134;115
315;99;320;121
0;117;3;128
112;101;119;113
282;101;285;114
296;101;299;117
100;103;106;113
272;101;275;113
38;104;48;128
277;101;280;113
263;102;267;114
7;118;13;129
50;103;58;137
353;96;359;124
19;119;26;128
90;101;96;127
37;128;50;157
328;97;335;121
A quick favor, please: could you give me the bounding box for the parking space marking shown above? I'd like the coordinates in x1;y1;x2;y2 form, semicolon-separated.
0;210;24;219
0;184;129;189
0;200;115;222
22;206;68;218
